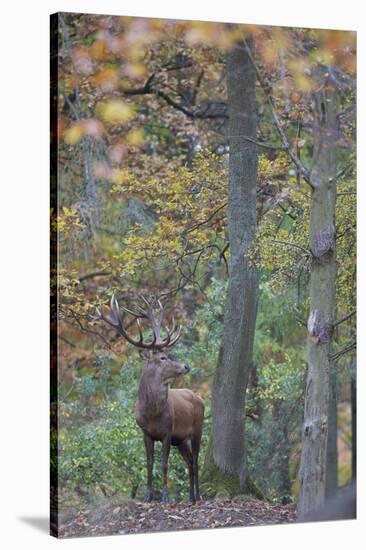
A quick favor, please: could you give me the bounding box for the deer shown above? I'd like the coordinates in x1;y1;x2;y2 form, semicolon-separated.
97;294;205;504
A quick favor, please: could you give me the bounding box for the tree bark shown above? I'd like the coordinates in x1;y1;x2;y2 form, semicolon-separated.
298;72;339;519
326;367;338;498
351;365;356;480
202;38;258;496
59;14;99;228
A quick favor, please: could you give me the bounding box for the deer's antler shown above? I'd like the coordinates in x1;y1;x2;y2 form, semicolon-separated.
96;294;181;350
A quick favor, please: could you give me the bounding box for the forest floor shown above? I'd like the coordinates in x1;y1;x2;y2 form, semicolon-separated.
57;497;296;538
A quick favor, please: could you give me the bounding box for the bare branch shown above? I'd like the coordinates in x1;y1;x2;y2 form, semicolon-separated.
336;224;356;240
227;135;287;150
271;239;311;256
63;310;113;349
185;203;227;234
122;78;227;119
330;340;356;361
329;163;354;183
220;242;230;275
79;271;112;282
334;309;356;327
296;316;307;327
242;39;313;188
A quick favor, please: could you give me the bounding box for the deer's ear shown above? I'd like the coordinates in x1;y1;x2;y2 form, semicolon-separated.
139;349;152;360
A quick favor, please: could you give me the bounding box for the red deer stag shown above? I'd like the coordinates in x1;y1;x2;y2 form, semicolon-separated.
97;294;204;503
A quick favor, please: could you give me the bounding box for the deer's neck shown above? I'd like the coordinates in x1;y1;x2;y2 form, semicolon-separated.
137;367;169;417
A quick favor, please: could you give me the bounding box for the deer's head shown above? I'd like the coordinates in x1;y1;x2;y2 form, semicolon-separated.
97;294;190;383
140;349;190;384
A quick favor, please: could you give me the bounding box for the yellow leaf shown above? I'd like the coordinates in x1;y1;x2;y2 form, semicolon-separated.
98;100;134;124
64;122;84;145
125;128;144;147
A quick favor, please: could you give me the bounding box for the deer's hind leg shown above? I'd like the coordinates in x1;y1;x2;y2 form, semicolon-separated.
178;440;195;502
191;434;202;501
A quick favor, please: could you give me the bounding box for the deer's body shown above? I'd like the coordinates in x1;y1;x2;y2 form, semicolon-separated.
168;389;205;445
97;294;205;503
135;388;204;446
134;353;204;502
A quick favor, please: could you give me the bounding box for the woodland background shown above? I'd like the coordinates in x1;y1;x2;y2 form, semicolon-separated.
50;12;356;536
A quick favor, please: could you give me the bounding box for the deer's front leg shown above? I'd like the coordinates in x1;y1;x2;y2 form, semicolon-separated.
161;435;171;504
144;433;154;502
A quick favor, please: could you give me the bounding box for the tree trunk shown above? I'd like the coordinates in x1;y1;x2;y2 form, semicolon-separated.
298;72;338;519
351;365;356;480
326;366;338;498
202;38;258;497
59;14;99;229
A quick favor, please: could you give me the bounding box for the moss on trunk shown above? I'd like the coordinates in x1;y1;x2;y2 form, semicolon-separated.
201;435;241;498
201;434;263;499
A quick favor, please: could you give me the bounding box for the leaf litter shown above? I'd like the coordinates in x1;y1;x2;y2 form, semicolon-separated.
58;497;296;538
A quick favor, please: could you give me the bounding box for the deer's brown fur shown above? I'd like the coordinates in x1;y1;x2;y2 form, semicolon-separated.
97;295;205;503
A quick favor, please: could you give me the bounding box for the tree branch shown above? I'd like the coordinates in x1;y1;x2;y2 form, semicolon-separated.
220;242;230;275
334;309;356;327
243;39;313;188
192;69;205;105
227;135;287;150
154;88;197;117
271;239;311;256
295;316;307;327
184;203;227;234
59;335;77;348
277;202;297;220
79;271;112;282
330;340;356;361
122;79;227;119
336;224;356;240
62;307;113;349
329;163;354;183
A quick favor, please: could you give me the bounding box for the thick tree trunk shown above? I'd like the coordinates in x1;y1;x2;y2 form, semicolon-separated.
202;39;258;496
298;73;338;519
326;367;338;498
